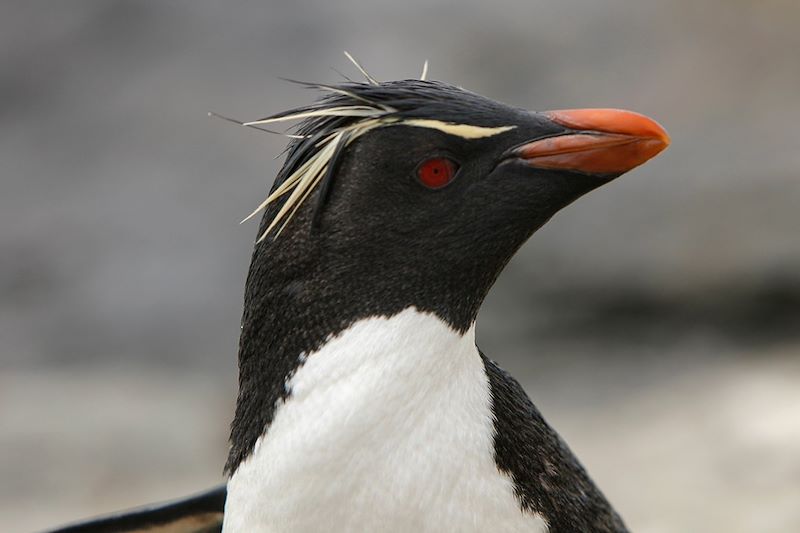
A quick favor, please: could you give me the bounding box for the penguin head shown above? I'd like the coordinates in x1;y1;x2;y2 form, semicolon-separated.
244;79;669;329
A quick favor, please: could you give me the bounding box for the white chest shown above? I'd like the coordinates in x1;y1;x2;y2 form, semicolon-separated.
223;308;546;533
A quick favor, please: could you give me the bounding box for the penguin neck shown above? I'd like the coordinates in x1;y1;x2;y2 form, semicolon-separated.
225;237;491;475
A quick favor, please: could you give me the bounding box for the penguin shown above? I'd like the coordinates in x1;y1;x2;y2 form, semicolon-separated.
46;63;669;533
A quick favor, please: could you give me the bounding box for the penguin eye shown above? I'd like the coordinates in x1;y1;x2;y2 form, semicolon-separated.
416;157;459;189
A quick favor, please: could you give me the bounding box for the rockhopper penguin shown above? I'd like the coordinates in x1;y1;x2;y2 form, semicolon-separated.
223;69;669;531
45;64;669;533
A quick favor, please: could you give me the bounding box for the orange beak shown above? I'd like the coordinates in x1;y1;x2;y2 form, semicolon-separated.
516;108;670;176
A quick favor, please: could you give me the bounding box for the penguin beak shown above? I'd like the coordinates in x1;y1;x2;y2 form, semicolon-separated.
514;108;670;176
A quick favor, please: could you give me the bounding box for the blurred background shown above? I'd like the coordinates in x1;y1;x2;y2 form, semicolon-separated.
2;1;799;531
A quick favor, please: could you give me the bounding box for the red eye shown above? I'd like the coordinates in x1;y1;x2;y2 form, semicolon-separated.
416;157;459;189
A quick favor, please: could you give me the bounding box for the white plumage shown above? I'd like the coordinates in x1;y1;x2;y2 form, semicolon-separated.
223;308;547;533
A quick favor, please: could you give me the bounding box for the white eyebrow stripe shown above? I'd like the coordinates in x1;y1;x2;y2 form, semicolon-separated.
401;119;516;139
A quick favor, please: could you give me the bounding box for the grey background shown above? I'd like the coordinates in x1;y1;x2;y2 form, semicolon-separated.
2;1;799;532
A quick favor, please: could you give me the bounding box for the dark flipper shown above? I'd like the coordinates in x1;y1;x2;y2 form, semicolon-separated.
481;353;629;533
43;484;226;533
